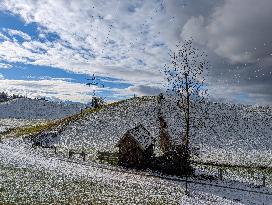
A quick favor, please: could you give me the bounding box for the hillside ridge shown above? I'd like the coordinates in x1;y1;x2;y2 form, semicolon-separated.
0;97;85;120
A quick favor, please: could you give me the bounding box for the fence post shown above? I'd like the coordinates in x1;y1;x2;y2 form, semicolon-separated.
262;175;266;187
185;175;189;196
68;150;73;159
98;152;102;163
218;168;223;180
82;151;86;161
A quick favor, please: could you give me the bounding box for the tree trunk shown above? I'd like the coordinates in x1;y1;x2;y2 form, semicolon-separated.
184;73;190;163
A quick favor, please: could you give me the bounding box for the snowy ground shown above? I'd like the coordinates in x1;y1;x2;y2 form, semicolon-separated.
0;138;271;205
0;98;84;119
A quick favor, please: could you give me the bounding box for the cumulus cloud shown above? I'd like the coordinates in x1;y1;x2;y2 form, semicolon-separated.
127;84;163;96
0;76;135;103
180;0;272;104
180;0;272;64
209;0;272;63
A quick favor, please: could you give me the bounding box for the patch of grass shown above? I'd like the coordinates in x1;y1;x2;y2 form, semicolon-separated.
0;121;57;139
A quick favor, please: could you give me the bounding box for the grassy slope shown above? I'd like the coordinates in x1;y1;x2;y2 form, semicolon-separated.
0;96;152;140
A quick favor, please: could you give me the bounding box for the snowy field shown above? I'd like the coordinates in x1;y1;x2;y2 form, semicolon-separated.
0;138;271;205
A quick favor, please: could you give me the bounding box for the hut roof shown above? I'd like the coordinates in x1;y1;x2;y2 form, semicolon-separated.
35;130;58;145
38;130;58;138
122;124;153;150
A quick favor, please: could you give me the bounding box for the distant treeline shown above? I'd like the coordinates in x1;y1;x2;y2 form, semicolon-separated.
0;92;26;103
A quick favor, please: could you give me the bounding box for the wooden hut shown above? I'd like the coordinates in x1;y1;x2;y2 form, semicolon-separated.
117;124;154;168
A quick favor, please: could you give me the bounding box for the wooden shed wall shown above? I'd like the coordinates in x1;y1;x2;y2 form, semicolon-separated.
118;134;145;167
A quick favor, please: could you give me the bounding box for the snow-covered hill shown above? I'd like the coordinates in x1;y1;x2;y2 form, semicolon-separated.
0;98;85;120
0;96;271;204
51;96;272;166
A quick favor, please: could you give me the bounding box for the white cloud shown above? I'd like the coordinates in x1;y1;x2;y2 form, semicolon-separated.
182;0;272;64
0;62;12;69
127;84;163;96
178;0;272;104
0;78;97;103
0;32;9;41
181;16;207;45
4;28;31;41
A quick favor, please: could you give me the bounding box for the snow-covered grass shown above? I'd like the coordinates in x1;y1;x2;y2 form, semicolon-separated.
1;138;271;205
0;104;107;139
2;96;270;166
0;98;84;119
0;97;150;140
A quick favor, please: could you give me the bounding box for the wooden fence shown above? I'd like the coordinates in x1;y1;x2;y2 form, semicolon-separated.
32;143;57;154
68;150;87;161
97;151;119;164
191;160;271;187
33;144;270;187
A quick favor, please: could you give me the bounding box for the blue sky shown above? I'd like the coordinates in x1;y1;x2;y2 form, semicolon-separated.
0;9;136;102
0;0;271;104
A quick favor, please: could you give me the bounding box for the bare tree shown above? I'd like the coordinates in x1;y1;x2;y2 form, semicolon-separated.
164;39;209;171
